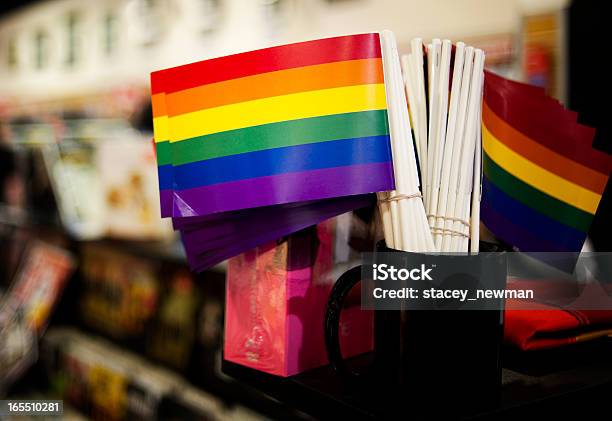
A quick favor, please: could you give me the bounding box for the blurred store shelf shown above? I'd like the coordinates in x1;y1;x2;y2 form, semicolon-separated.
27;327;309;420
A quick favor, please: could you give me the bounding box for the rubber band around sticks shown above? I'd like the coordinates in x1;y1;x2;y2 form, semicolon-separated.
430;227;469;238
377;194;470;238
427;214;471;227
381;193;423;203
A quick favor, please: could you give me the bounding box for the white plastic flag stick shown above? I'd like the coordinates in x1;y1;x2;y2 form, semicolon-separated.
433;42;465;249
400;55;433;252
390;201;402;249
408;51;428;187
380;32;405;250
427;40;452;237
424;43;432;204
409;53;427;182
380;30;434;252
409;39;427;180
469;107;482;254
381;31;415;250
401;54;422;170
441;46;474;252
462;51;485;252
450;50;485;252
456;191;473;252
411;38;428;182
425;40;440;210
392;55;418;248
401;54;430;250
451;51;484;252
381;32;407;250
427;43;434;109
458;142;476;253
399;55;434;251
414;46;431;249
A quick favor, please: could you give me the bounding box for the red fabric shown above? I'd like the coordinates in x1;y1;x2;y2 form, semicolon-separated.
504;299;612;350
504;278;612;350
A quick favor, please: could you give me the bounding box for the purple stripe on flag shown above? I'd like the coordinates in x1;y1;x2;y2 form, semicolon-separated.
481;201;572;252
172;200;314;229
179;194;375;270
171;161;394;217
179;195;373;249
160;189;173;218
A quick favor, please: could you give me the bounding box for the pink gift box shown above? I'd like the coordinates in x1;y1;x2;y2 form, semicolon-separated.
224;218;374;377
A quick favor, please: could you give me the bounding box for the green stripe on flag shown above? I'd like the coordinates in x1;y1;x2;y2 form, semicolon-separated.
168;109;389;166
156;141;171;166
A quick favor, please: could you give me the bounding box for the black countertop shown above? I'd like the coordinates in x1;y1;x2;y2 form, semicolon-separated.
223;337;612;420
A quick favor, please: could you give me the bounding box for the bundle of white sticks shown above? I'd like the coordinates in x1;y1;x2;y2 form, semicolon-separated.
377;35;485;254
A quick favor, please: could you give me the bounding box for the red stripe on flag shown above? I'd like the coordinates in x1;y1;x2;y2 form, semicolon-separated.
151;33;382;94
484;72;612;175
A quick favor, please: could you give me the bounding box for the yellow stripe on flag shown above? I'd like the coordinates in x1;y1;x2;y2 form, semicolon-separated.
483;124;601;214
153;115;169;143
167;84;387;142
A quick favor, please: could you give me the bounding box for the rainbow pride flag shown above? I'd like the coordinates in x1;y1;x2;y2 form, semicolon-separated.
481;71;612;252
150;33;397;270
151;33;394;218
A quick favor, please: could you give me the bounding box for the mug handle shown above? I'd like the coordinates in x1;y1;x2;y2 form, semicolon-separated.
324;265;364;381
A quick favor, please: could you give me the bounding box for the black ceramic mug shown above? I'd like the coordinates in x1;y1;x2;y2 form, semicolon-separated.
324;241;507;415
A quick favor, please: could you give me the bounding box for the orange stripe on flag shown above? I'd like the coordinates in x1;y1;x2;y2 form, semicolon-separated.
483;102;608;194
152;93;166;118
165;58;384;117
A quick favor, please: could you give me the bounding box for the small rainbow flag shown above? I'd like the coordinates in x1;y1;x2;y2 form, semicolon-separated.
481;71;612;252
151;33;394;218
